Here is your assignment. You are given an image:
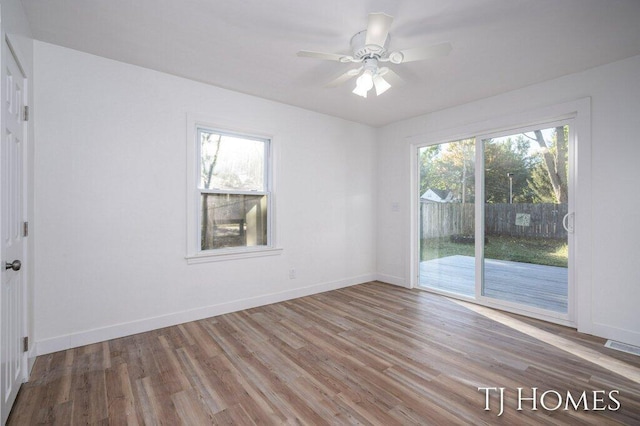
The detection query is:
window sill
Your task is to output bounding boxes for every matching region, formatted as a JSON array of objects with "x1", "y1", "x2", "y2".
[{"x1": 186, "y1": 247, "x2": 283, "y2": 264}]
